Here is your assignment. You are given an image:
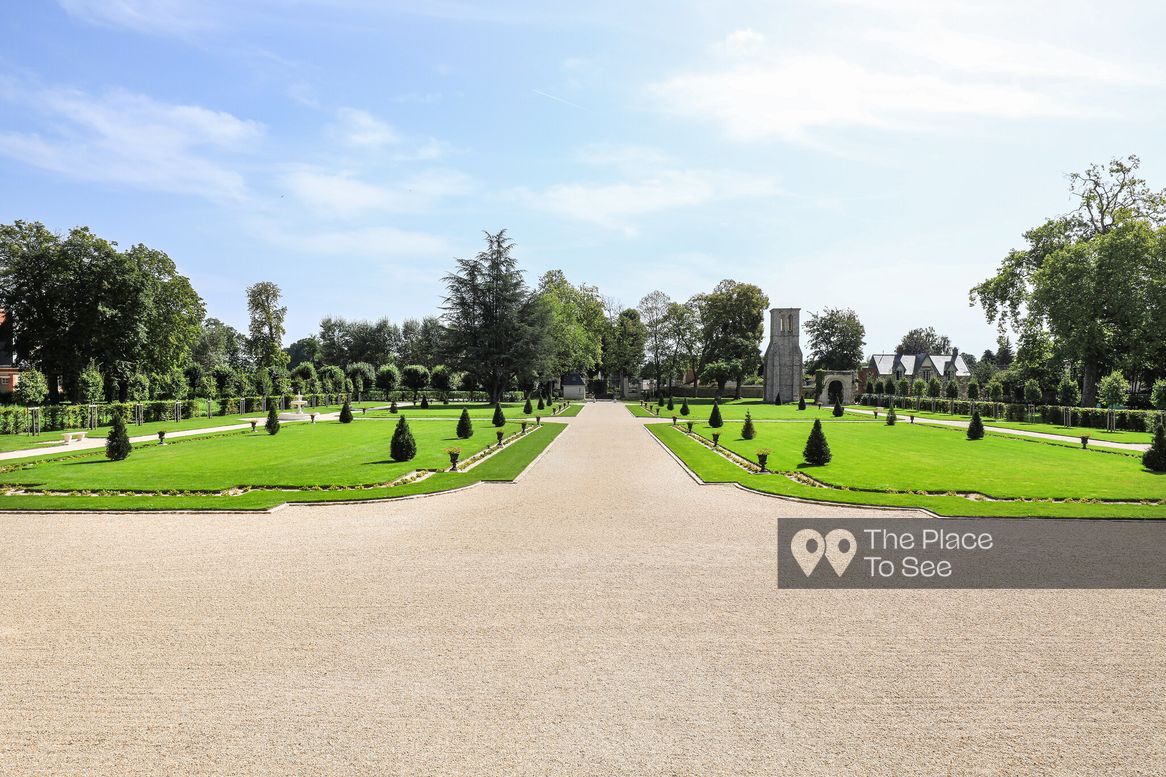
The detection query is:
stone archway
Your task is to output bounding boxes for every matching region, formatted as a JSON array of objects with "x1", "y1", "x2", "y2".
[{"x1": 816, "y1": 371, "x2": 857, "y2": 406}]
